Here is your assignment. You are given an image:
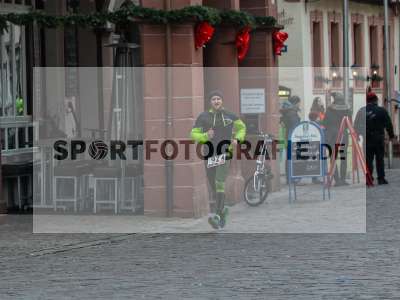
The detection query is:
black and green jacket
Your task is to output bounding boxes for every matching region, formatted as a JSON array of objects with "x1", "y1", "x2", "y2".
[{"x1": 191, "y1": 108, "x2": 246, "y2": 156}]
